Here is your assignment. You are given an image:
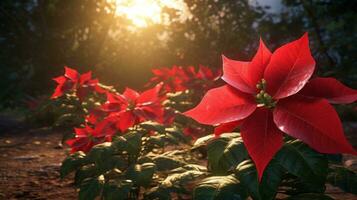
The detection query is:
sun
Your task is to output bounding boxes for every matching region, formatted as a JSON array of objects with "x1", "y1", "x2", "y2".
[{"x1": 112, "y1": 0, "x2": 190, "y2": 28}]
